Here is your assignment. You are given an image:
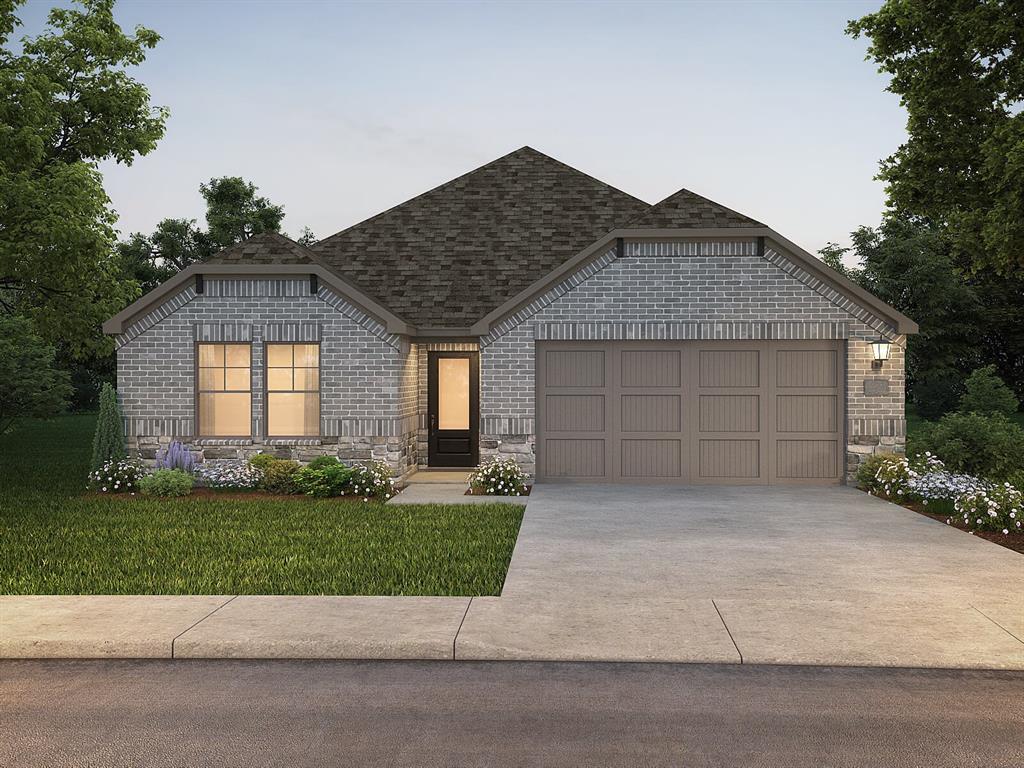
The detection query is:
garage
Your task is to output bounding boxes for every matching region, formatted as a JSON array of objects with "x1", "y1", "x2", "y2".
[{"x1": 536, "y1": 340, "x2": 845, "y2": 484}]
